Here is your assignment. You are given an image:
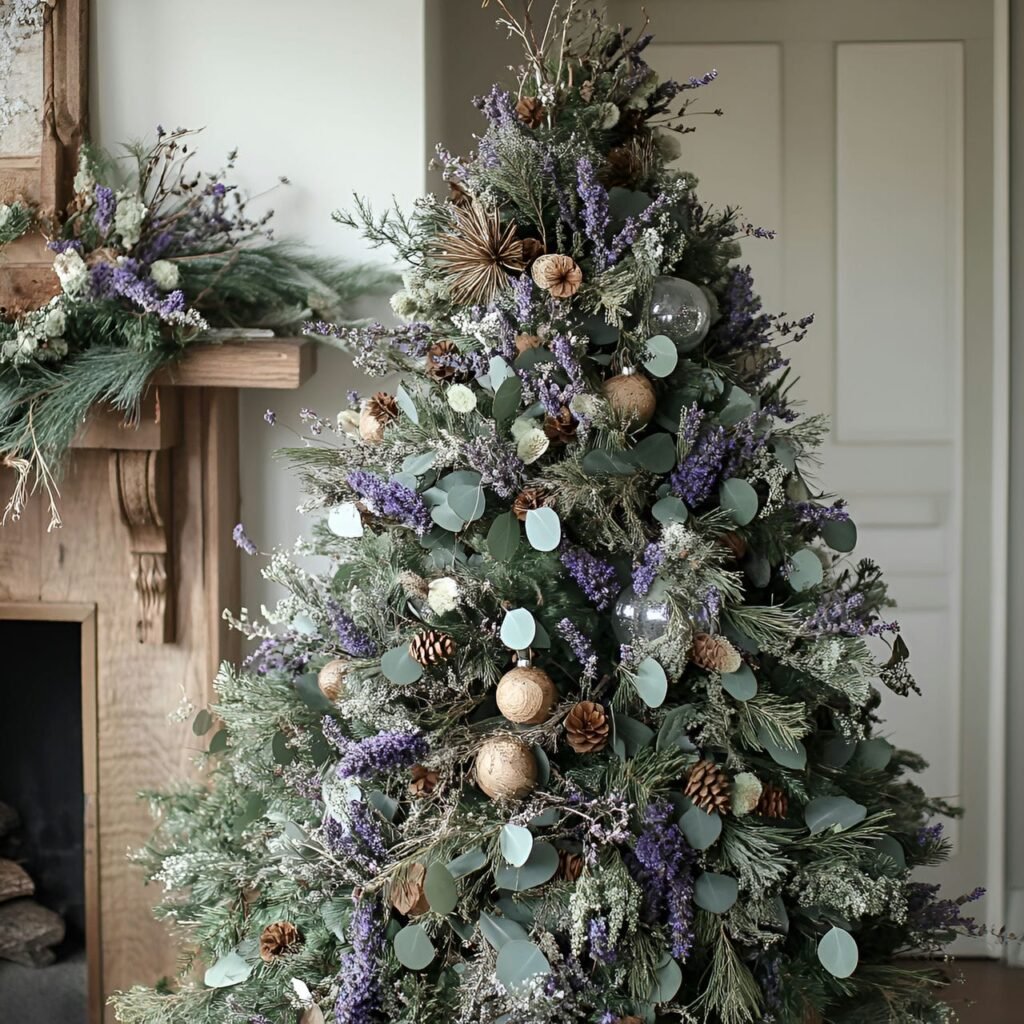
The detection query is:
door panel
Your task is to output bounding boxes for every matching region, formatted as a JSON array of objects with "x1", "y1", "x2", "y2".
[{"x1": 615, "y1": 0, "x2": 1004, "y2": 946}]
